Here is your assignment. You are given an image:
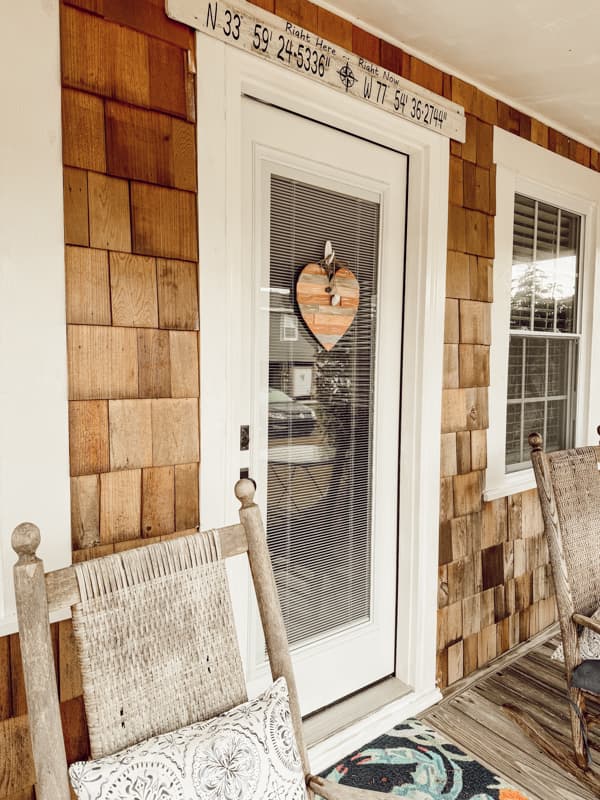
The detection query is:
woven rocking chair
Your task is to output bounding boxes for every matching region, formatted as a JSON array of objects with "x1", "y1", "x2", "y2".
[
  {"x1": 503, "y1": 432, "x2": 600, "y2": 790},
  {"x1": 12, "y1": 479, "x2": 388, "y2": 799}
]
